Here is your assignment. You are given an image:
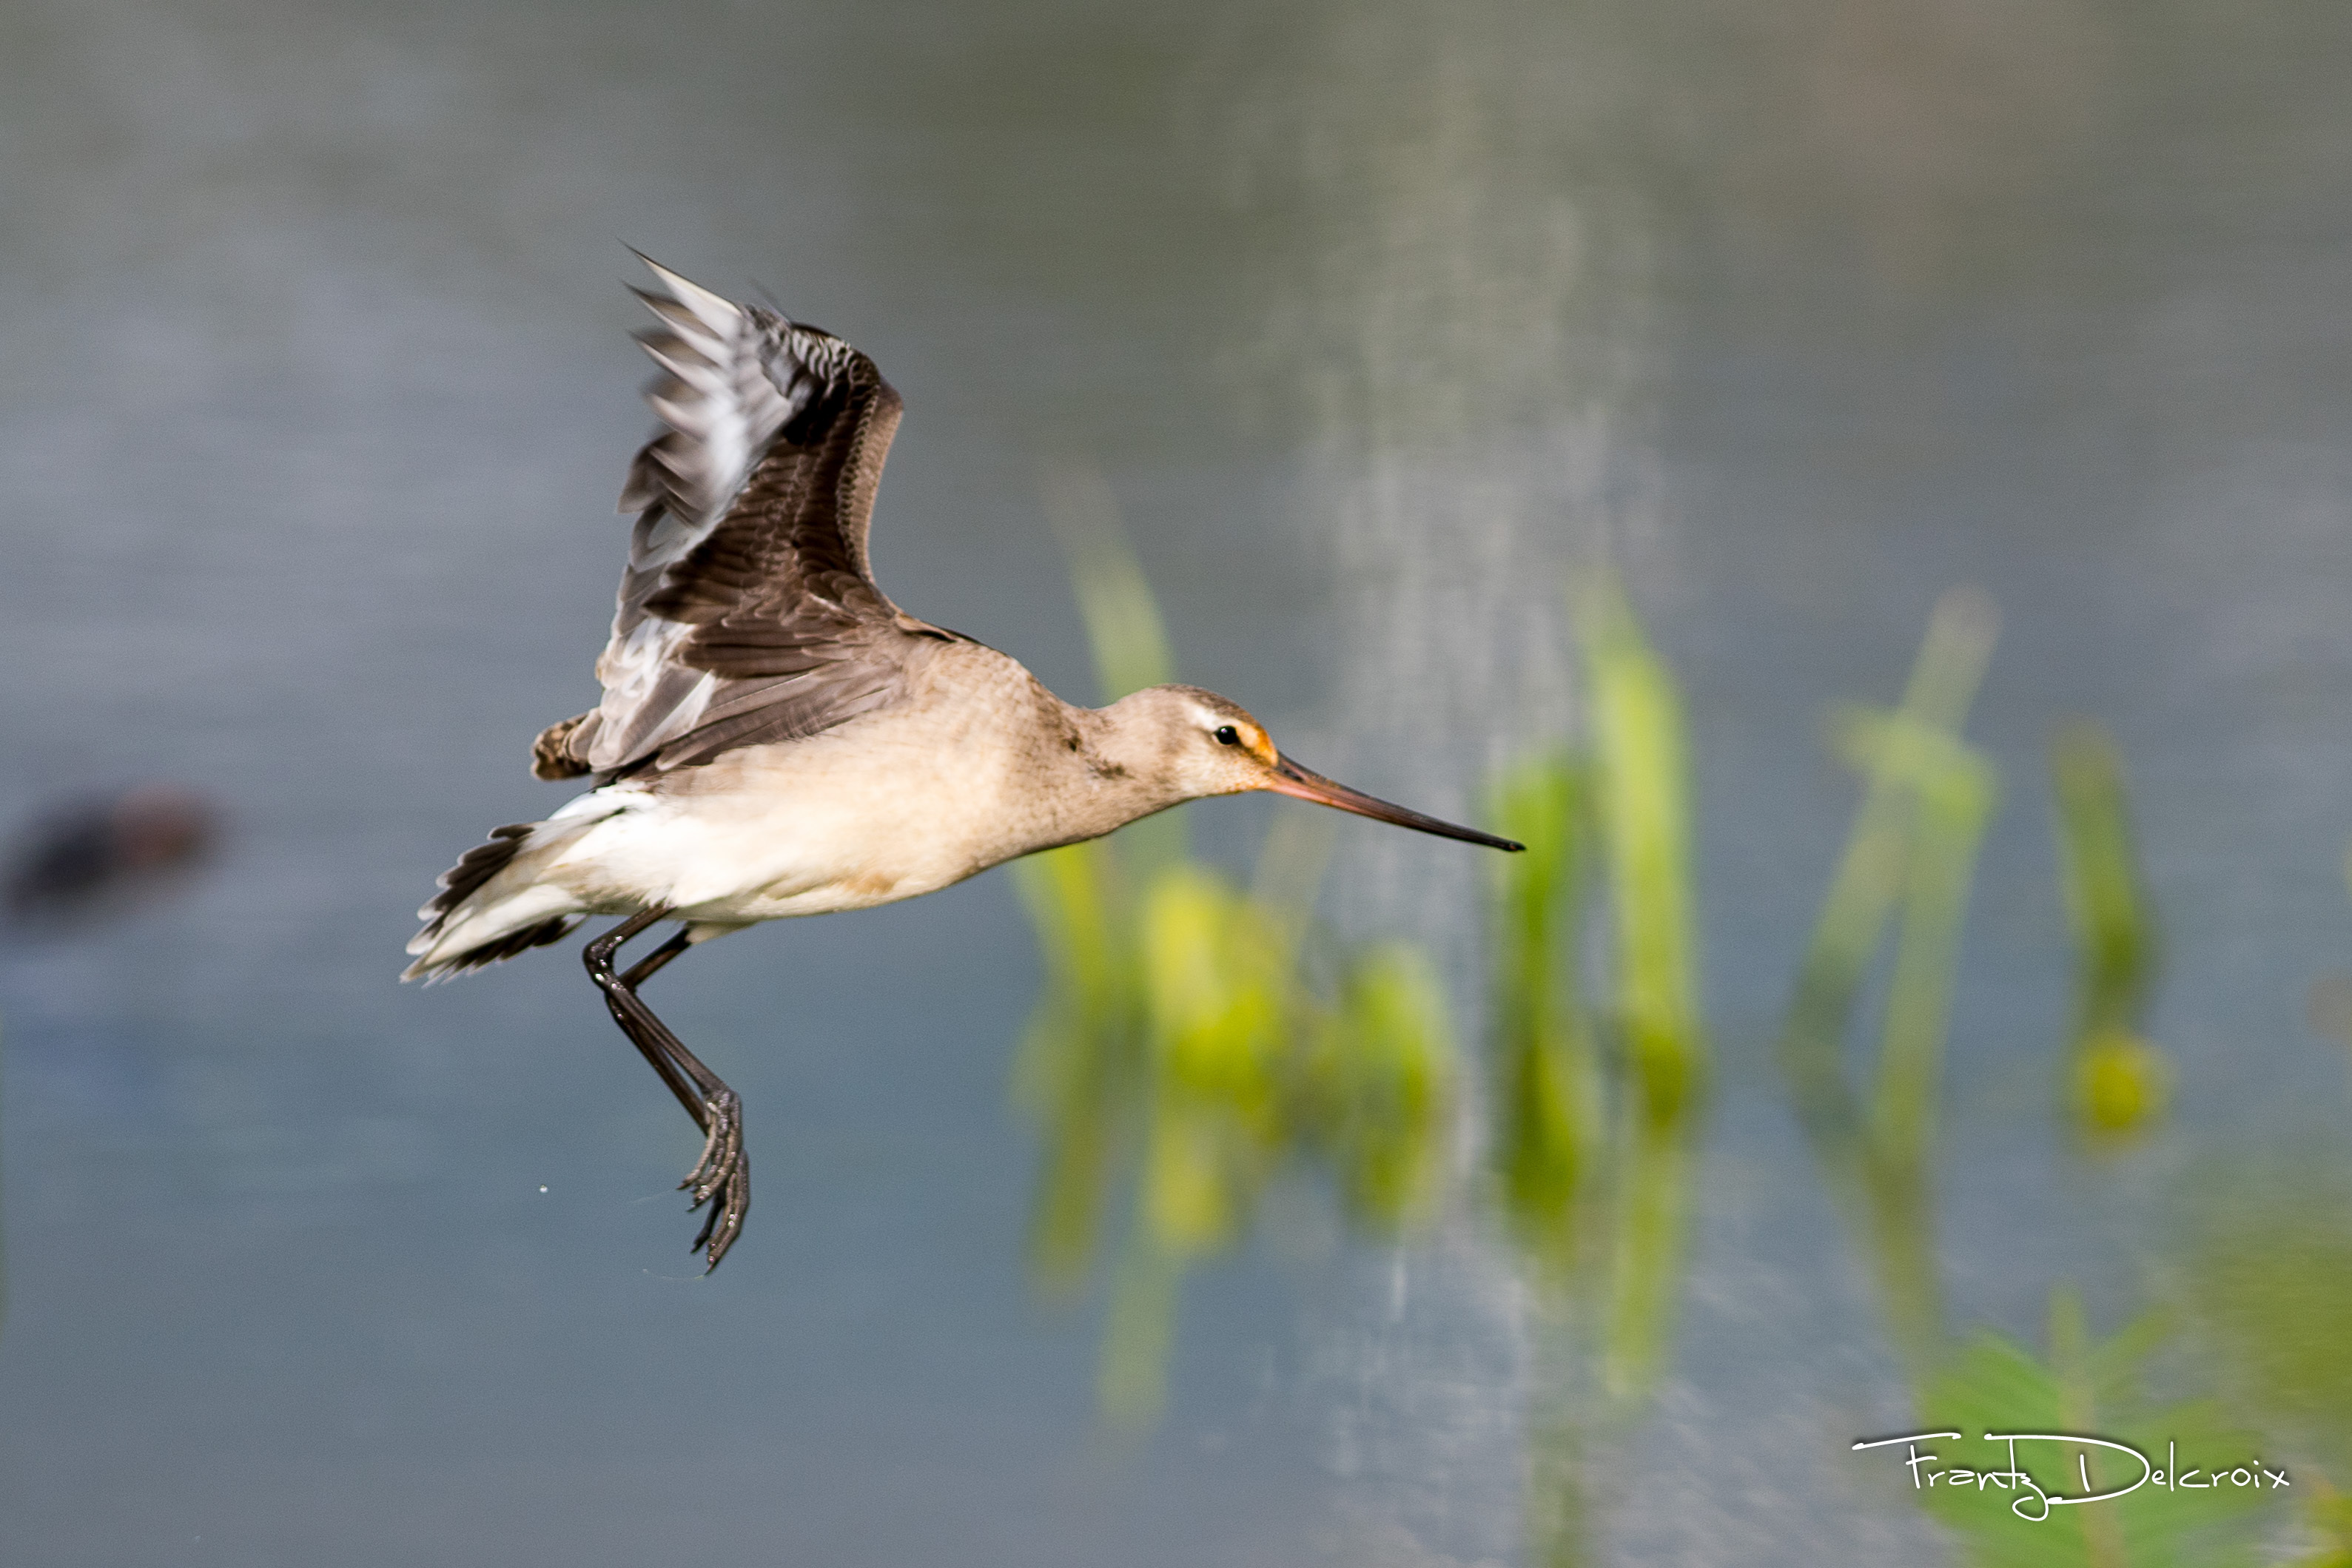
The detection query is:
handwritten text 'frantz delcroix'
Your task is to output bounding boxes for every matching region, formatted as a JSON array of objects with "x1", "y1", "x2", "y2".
[{"x1": 1853, "y1": 1432, "x2": 2288, "y2": 1522}]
